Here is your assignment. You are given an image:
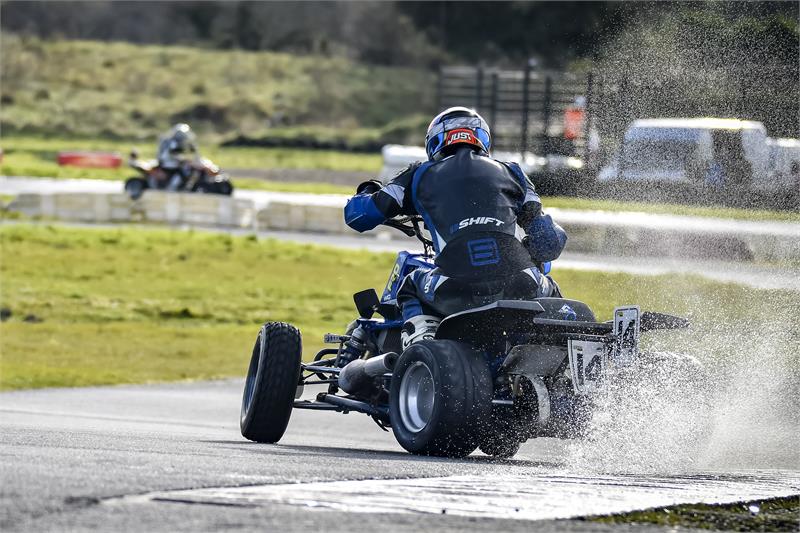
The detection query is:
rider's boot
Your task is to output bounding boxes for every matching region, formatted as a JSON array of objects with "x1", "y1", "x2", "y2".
[{"x1": 401, "y1": 315, "x2": 441, "y2": 351}]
